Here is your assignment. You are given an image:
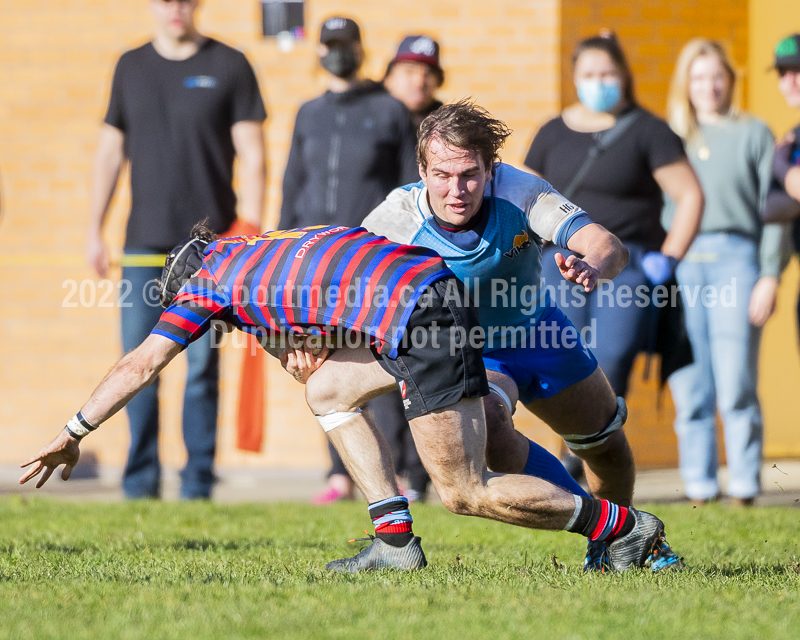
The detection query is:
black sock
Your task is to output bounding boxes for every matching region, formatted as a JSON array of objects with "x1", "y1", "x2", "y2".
[
  {"x1": 368, "y1": 496, "x2": 414, "y2": 547},
  {"x1": 566, "y1": 497, "x2": 635, "y2": 543}
]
